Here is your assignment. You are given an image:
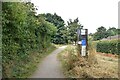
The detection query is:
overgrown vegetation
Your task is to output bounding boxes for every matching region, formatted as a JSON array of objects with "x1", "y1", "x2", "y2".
[
  {"x1": 58, "y1": 44, "x2": 97, "y2": 78},
  {"x1": 2, "y1": 2, "x2": 57, "y2": 78},
  {"x1": 58, "y1": 43, "x2": 118, "y2": 78},
  {"x1": 42, "y1": 13, "x2": 66, "y2": 44},
  {"x1": 96, "y1": 40, "x2": 120, "y2": 54}
]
